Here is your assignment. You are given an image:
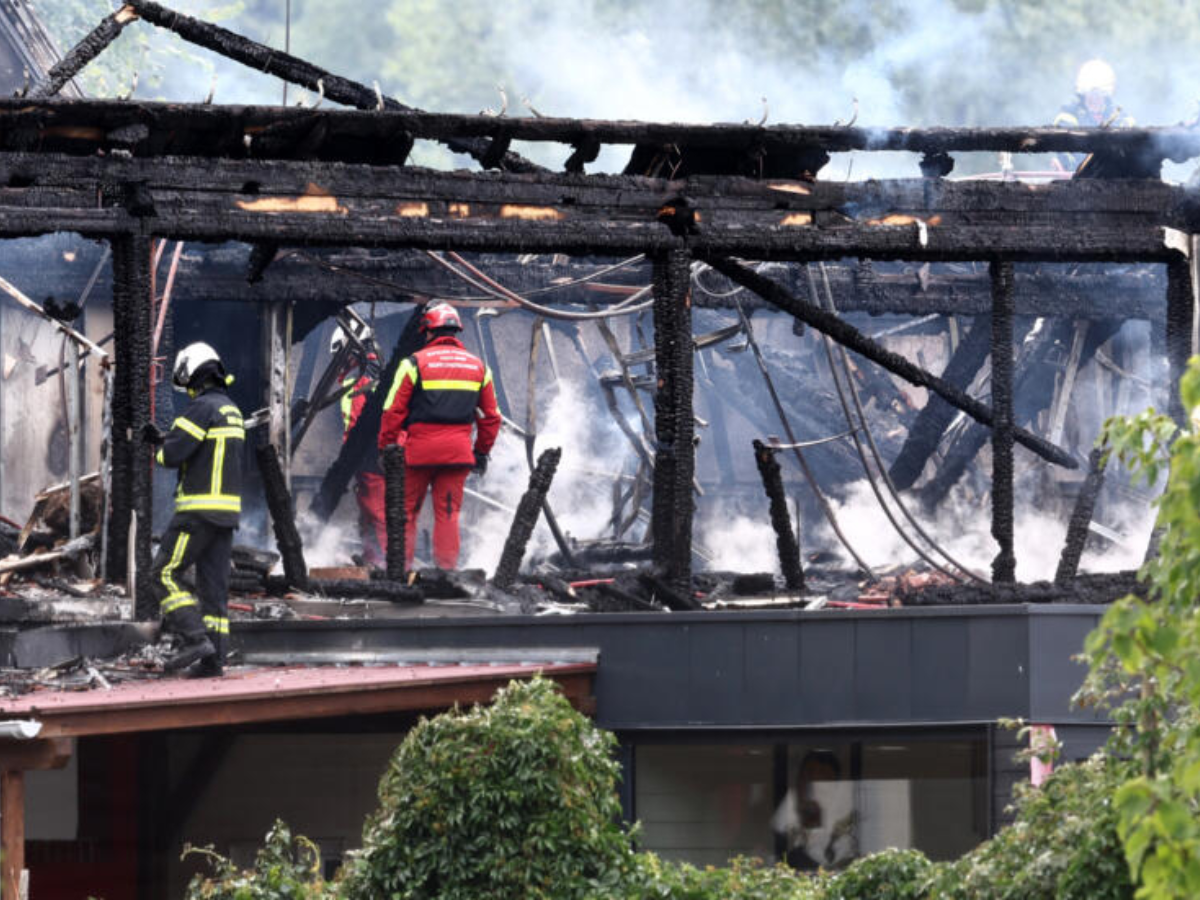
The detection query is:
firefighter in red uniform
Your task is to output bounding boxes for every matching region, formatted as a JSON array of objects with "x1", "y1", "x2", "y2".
[
  {"x1": 332, "y1": 321, "x2": 385, "y2": 566},
  {"x1": 378, "y1": 302, "x2": 501, "y2": 569}
]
